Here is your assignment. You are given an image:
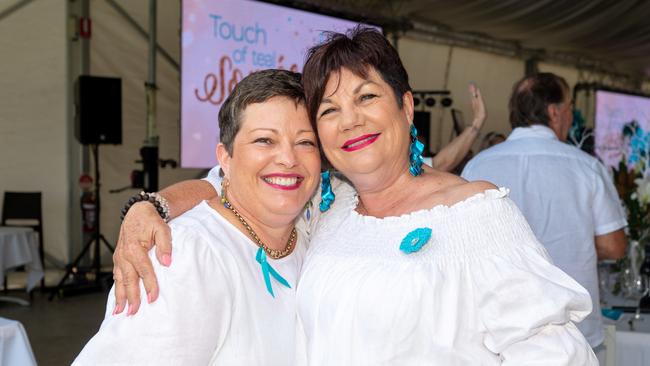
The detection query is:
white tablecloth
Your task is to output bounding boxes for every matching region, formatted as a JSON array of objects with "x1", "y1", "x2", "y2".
[
  {"x1": 604, "y1": 313, "x2": 650, "y2": 366},
  {"x1": 617, "y1": 330, "x2": 650, "y2": 366},
  {"x1": 0, "y1": 317, "x2": 37, "y2": 366},
  {"x1": 0, "y1": 226, "x2": 43, "y2": 292}
]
